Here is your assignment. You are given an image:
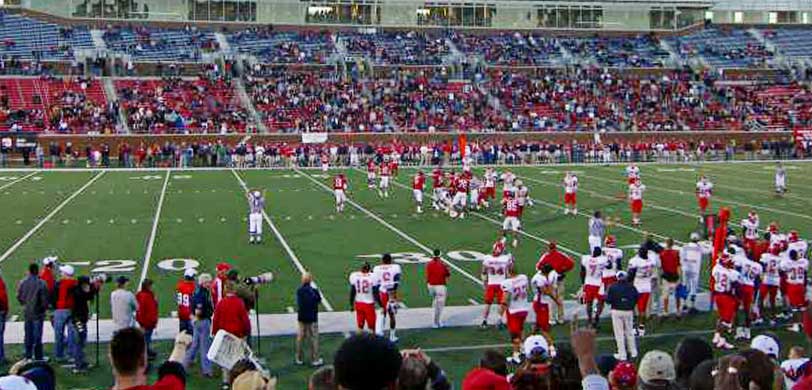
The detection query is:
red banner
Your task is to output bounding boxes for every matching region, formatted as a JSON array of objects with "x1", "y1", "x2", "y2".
[{"x1": 459, "y1": 134, "x2": 467, "y2": 159}]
